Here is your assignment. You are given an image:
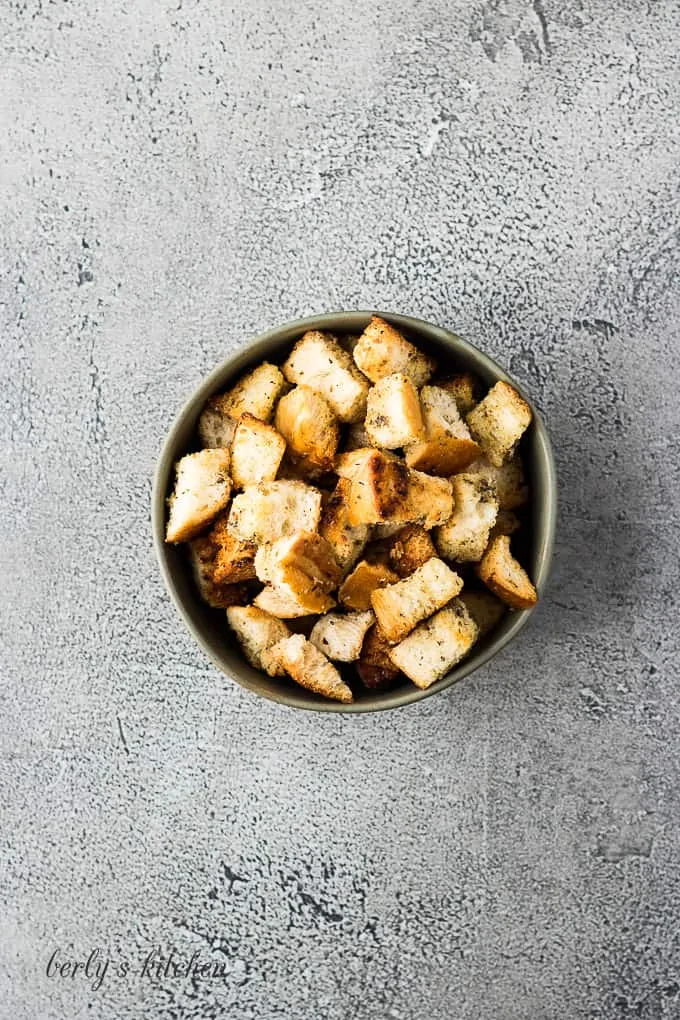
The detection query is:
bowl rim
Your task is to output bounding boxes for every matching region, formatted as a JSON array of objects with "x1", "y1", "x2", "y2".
[{"x1": 152, "y1": 310, "x2": 558, "y2": 714}]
